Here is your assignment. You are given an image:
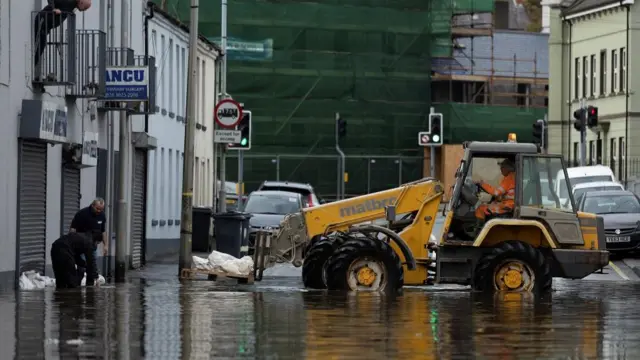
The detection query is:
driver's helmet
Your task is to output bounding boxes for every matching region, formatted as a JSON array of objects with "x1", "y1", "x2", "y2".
[{"x1": 498, "y1": 158, "x2": 515, "y2": 172}]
